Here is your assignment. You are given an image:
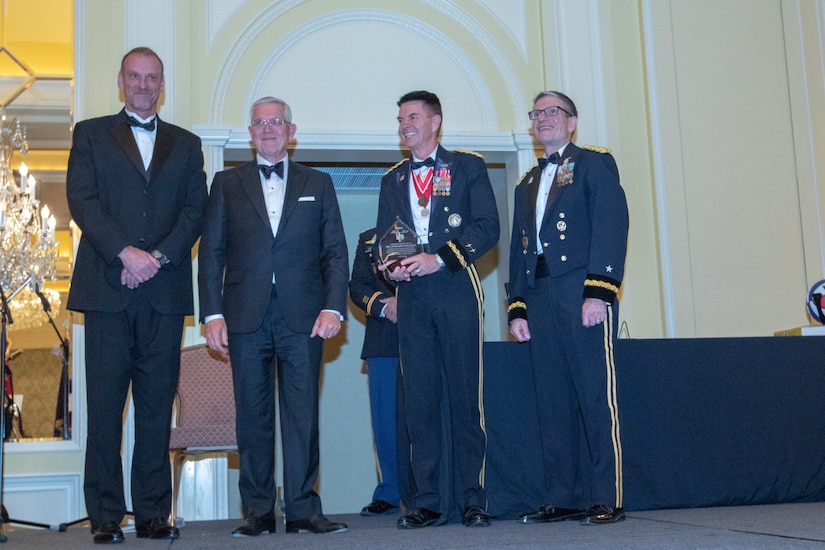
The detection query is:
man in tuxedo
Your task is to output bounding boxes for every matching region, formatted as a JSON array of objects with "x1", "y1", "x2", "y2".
[
  {"x1": 198, "y1": 96, "x2": 349, "y2": 537},
  {"x1": 376, "y1": 91, "x2": 499, "y2": 528},
  {"x1": 349, "y1": 227, "x2": 401, "y2": 517},
  {"x1": 66, "y1": 46, "x2": 208, "y2": 544},
  {"x1": 508, "y1": 91, "x2": 629, "y2": 525}
]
